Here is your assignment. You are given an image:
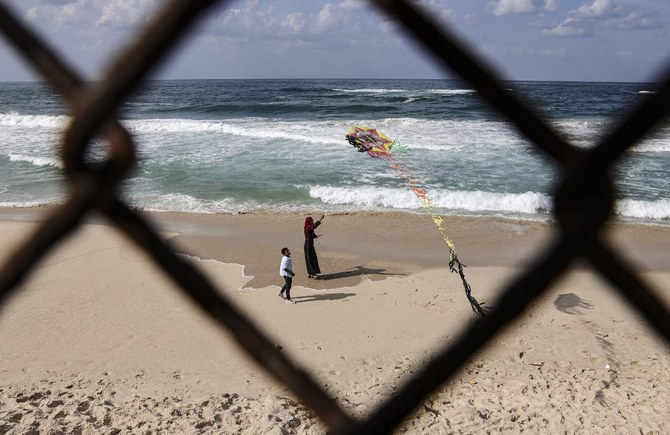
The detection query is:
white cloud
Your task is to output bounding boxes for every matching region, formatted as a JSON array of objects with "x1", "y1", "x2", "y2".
[
  {"x1": 205, "y1": 0, "x2": 361, "y2": 39},
  {"x1": 279, "y1": 12, "x2": 306, "y2": 33},
  {"x1": 96, "y1": 0, "x2": 158, "y2": 29},
  {"x1": 544, "y1": 0, "x2": 559, "y2": 12},
  {"x1": 570, "y1": 0, "x2": 624, "y2": 19},
  {"x1": 463, "y1": 13, "x2": 479, "y2": 25},
  {"x1": 489, "y1": 0, "x2": 537, "y2": 16},
  {"x1": 417, "y1": 0, "x2": 454, "y2": 21},
  {"x1": 312, "y1": 4, "x2": 340, "y2": 33},
  {"x1": 606, "y1": 11, "x2": 662, "y2": 30},
  {"x1": 541, "y1": 47, "x2": 568, "y2": 56},
  {"x1": 53, "y1": 0, "x2": 87, "y2": 26},
  {"x1": 2, "y1": 0, "x2": 668, "y2": 82},
  {"x1": 545, "y1": 0, "x2": 661, "y2": 37},
  {"x1": 482, "y1": 43, "x2": 567, "y2": 58},
  {"x1": 543, "y1": 17, "x2": 591, "y2": 37},
  {"x1": 488, "y1": 0, "x2": 557, "y2": 16},
  {"x1": 338, "y1": 0, "x2": 366, "y2": 11},
  {"x1": 24, "y1": 7, "x2": 39, "y2": 21},
  {"x1": 19, "y1": 0, "x2": 158, "y2": 30}
]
